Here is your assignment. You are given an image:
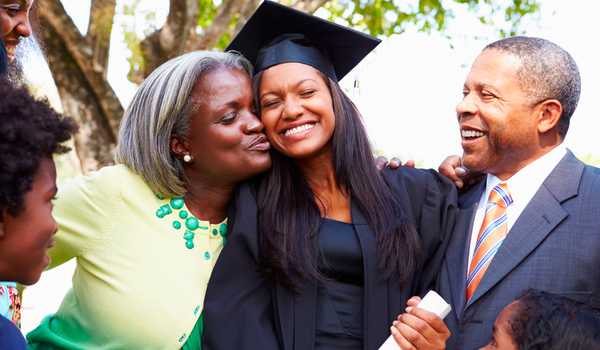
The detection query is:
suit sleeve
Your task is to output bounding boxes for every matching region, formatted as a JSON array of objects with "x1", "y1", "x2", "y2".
[
  {"x1": 384, "y1": 167, "x2": 458, "y2": 295},
  {"x1": 202, "y1": 184, "x2": 280, "y2": 350}
]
